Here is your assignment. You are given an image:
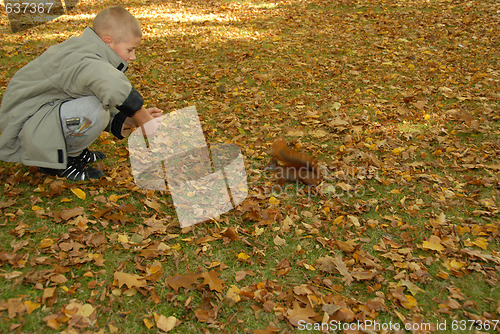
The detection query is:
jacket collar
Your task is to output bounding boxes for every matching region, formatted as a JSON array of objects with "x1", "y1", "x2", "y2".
[{"x1": 80, "y1": 27, "x2": 129, "y2": 72}]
